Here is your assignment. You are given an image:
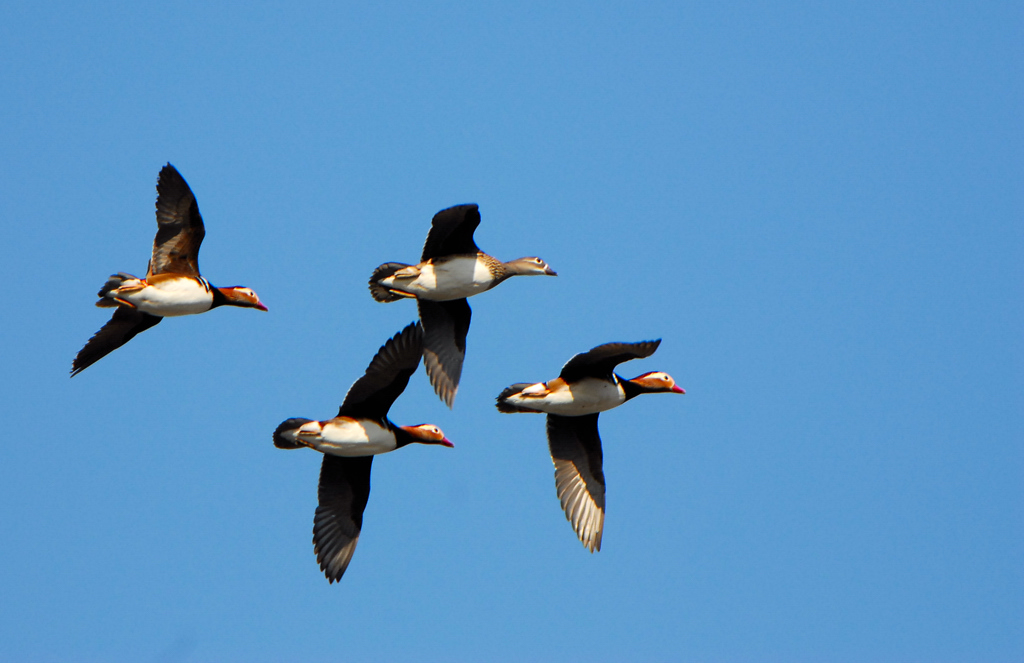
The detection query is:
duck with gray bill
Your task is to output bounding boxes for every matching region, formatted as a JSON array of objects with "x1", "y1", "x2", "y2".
[{"x1": 368, "y1": 203, "x2": 556, "y2": 407}]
